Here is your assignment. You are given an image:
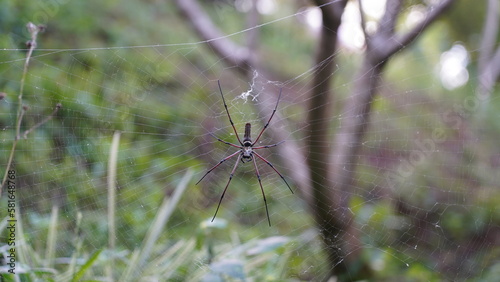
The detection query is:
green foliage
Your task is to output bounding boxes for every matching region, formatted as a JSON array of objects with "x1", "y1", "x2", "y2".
[{"x1": 0, "y1": 1, "x2": 499, "y2": 281}]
